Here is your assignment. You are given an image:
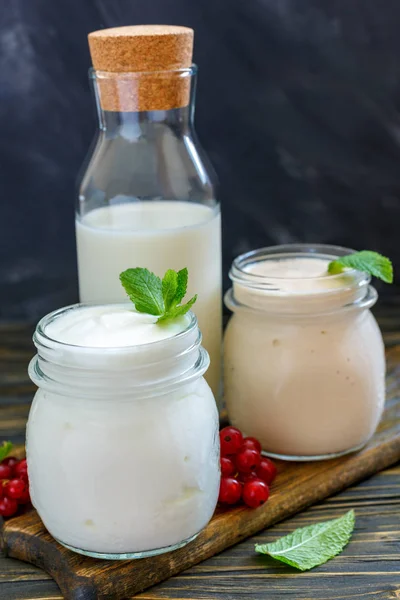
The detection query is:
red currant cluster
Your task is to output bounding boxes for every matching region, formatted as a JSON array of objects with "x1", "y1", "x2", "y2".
[
  {"x1": 0, "y1": 457, "x2": 30, "y2": 517},
  {"x1": 218, "y1": 426, "x2": 277, "y2": 509}
]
